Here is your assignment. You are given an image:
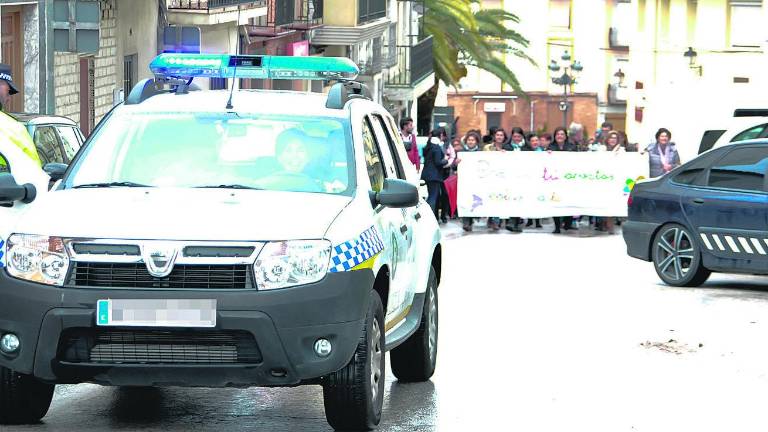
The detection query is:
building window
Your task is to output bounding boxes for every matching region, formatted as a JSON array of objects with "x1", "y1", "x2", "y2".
[
  {"x1": 123, "y1": 54, "x2": 138, "y2": 97},
  {"x1": 549, "y1": 0, "x2": 571, "y2": 30},
  {"x1": 210, "y1": 78, "x2": 228, "y2": 90},
  {"x1": 730, "y1": 1, "x2": 763, "y2": 47},
  {"x1": 687, "y1": 0, "x2": 697, "y2": 46},
  {"x1": 638, "y1": 0, "x2": 646, "y2": 32}
]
